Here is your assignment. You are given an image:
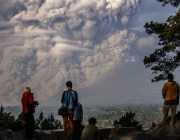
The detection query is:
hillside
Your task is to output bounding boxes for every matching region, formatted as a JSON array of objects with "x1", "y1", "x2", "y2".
[
  {"x1": 108, "y1": 112, "x2": 180, "y2": 140},
  {"x1": 42, "y1": 62, "x2": 164, "y2": 106}
]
